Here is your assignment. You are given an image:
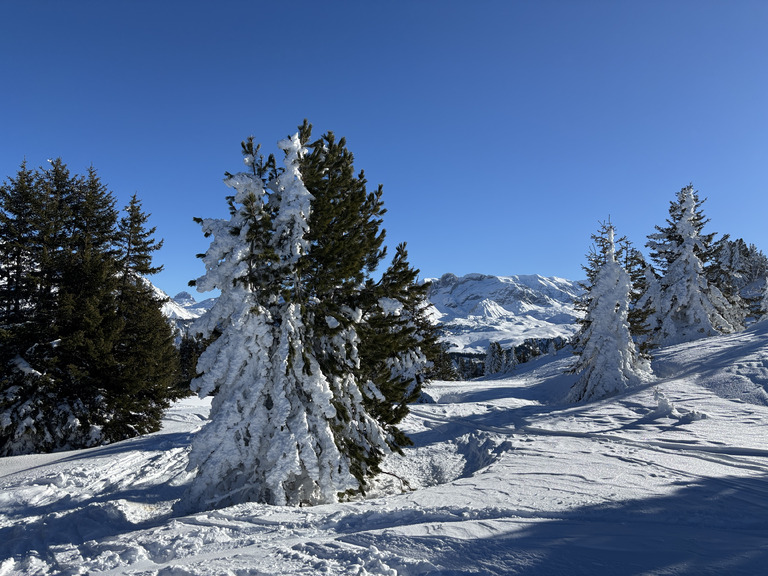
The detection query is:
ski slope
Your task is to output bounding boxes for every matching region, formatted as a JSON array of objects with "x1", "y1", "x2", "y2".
[{"x1": 2, "y1": 324, "x2": 768, "y2": 575}]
